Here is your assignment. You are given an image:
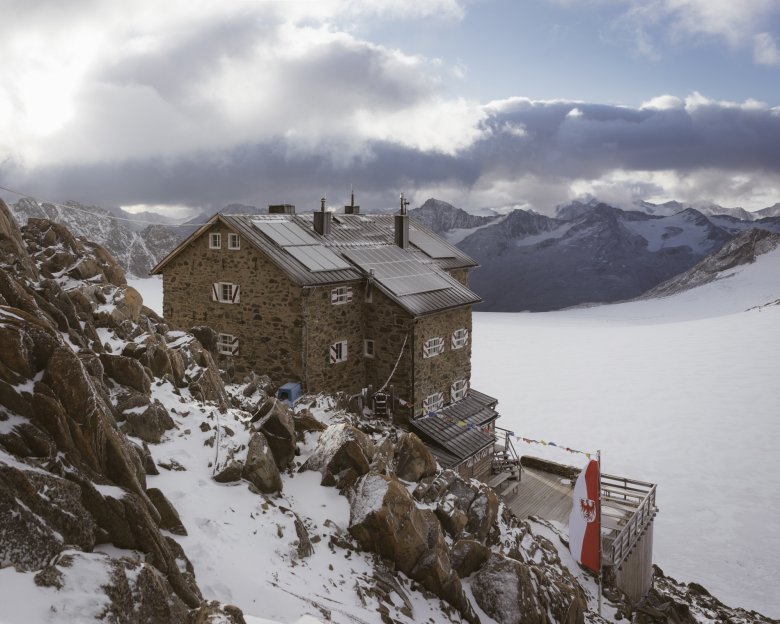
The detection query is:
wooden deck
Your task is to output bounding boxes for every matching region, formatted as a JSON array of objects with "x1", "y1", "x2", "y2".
[{"x1": 503, "y1": 466, "x2": 574, "y2": 524}]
